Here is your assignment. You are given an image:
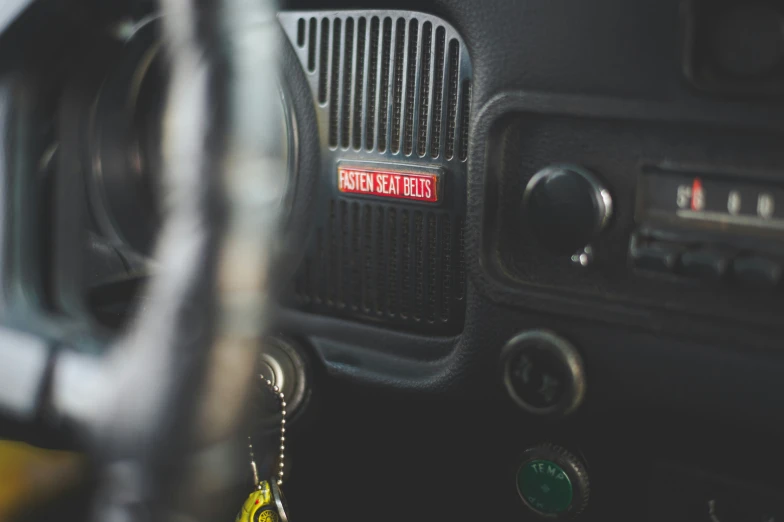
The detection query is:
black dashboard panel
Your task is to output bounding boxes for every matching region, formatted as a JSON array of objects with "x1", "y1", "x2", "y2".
[
  {"x1": 279, "y1": 0, "x2": 784, "y2": 395},
  {"x1": 3, "y1": 0, "x2": 784, "y2": 520},
  {"x1": 274, "y1": 1, "x2": 784, "y2": 519},
  {"x1": 473, "y1": 93, "x2": 784, "y2": 347}
]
